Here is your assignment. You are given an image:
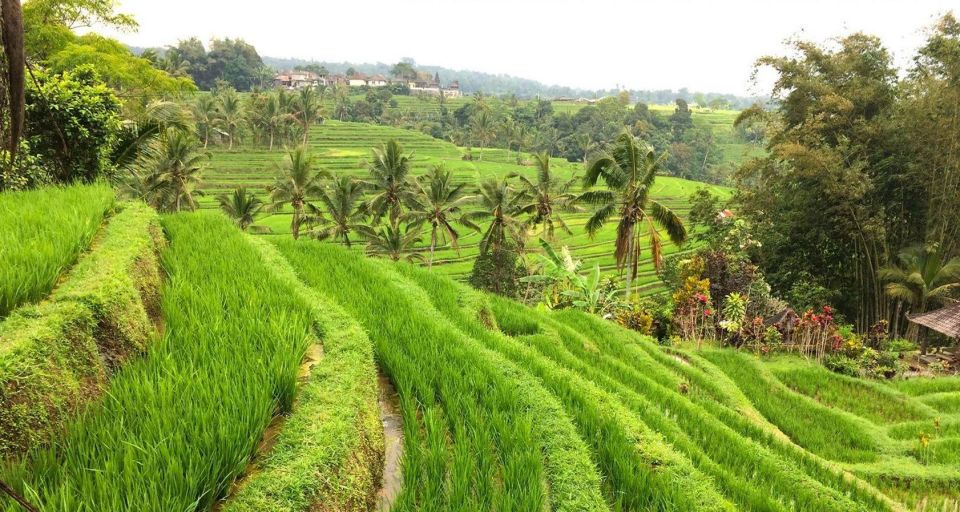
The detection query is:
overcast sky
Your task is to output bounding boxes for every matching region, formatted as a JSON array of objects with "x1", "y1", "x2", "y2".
[{"x1": 94, "y1": 0, "x2": 957, "y2": 96}]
